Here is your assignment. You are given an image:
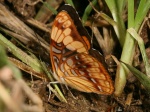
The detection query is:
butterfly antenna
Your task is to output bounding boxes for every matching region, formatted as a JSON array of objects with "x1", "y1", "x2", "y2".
[
  {"x1": 87, "y1": 0, "x2": 101, "y2": 49},
  {"x1": 88, "y1": 0, "x2": 100, "y2": 15}
]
